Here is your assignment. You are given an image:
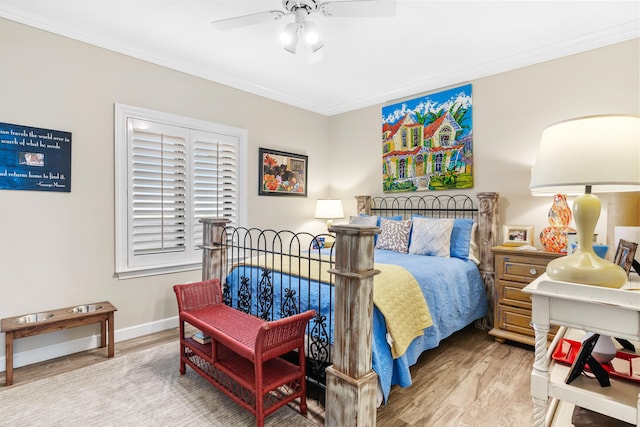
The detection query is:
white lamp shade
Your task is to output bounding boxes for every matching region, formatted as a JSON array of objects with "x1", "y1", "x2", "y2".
[
  {"x1": 529, "y1": 115, "x2": 640, "y2": 194},
  {"x1": 314, "y1": 199, "x2": 344, "y2": 219}
]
